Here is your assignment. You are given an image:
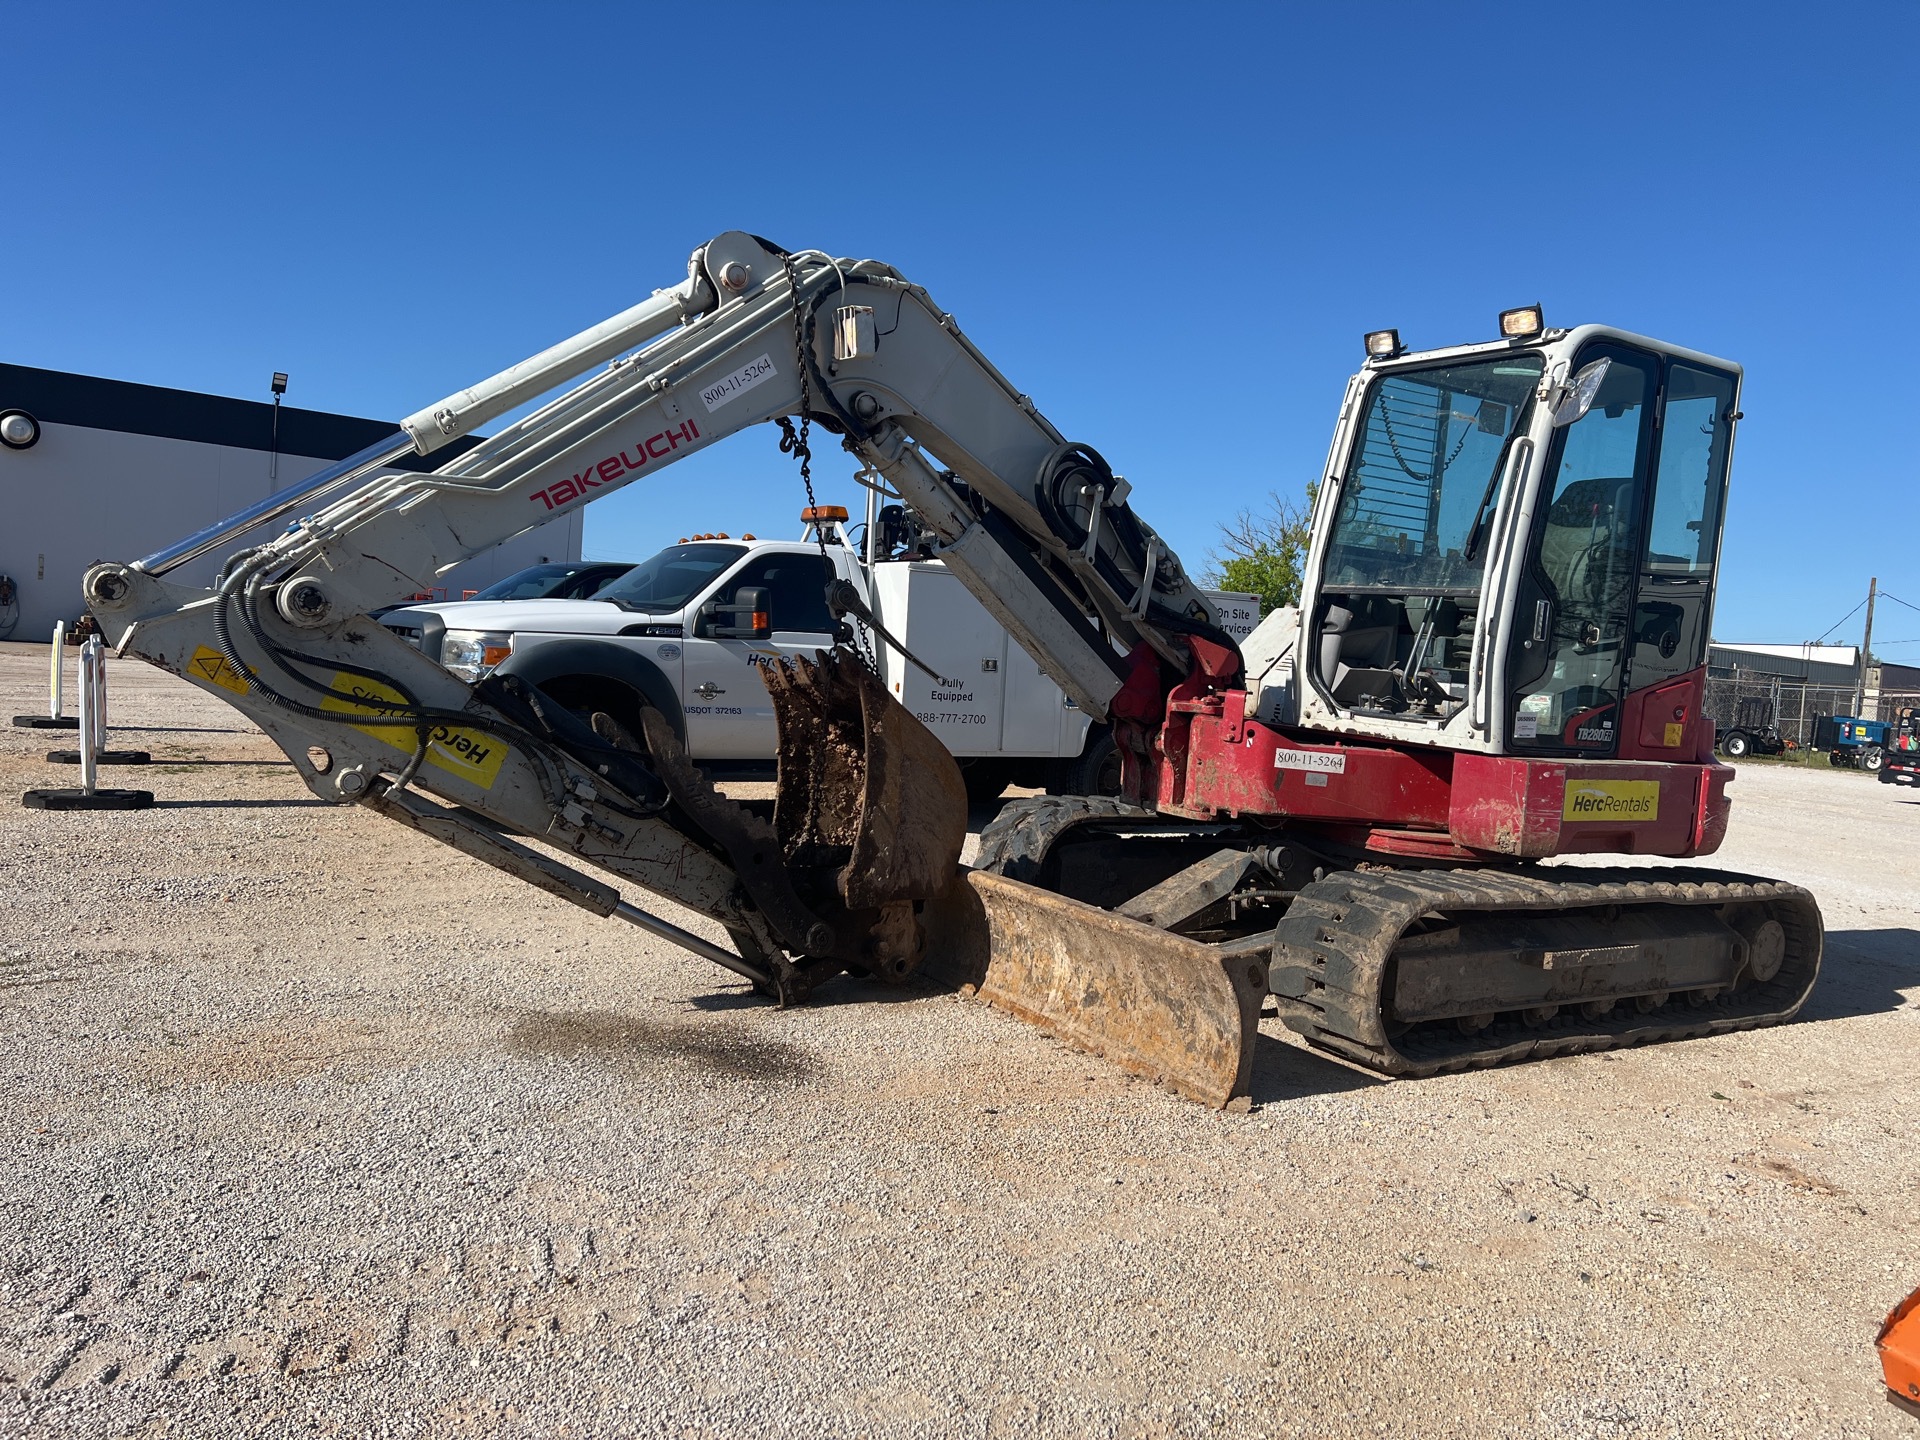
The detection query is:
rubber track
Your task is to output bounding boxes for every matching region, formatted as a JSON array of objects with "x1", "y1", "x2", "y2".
[
  {"x1": 972, "y1": 795, "x2": 1157, "y2": 884},
  {"x1": 978, "y1": 799, "x2": 1826, "y2": 1081},
  {"x1": 1269, "y1": 867, "x2": 1824, "y2": 1077}
]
